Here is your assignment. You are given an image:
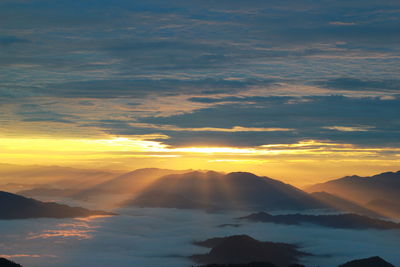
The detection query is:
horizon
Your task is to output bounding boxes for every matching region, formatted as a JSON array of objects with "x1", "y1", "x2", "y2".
[
  {"x1": 1, "y1": 137, "x2": 399, "y2": 186},
  {"x1": 0, "y1": 162, "x2": 399, "y2": 188}
]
